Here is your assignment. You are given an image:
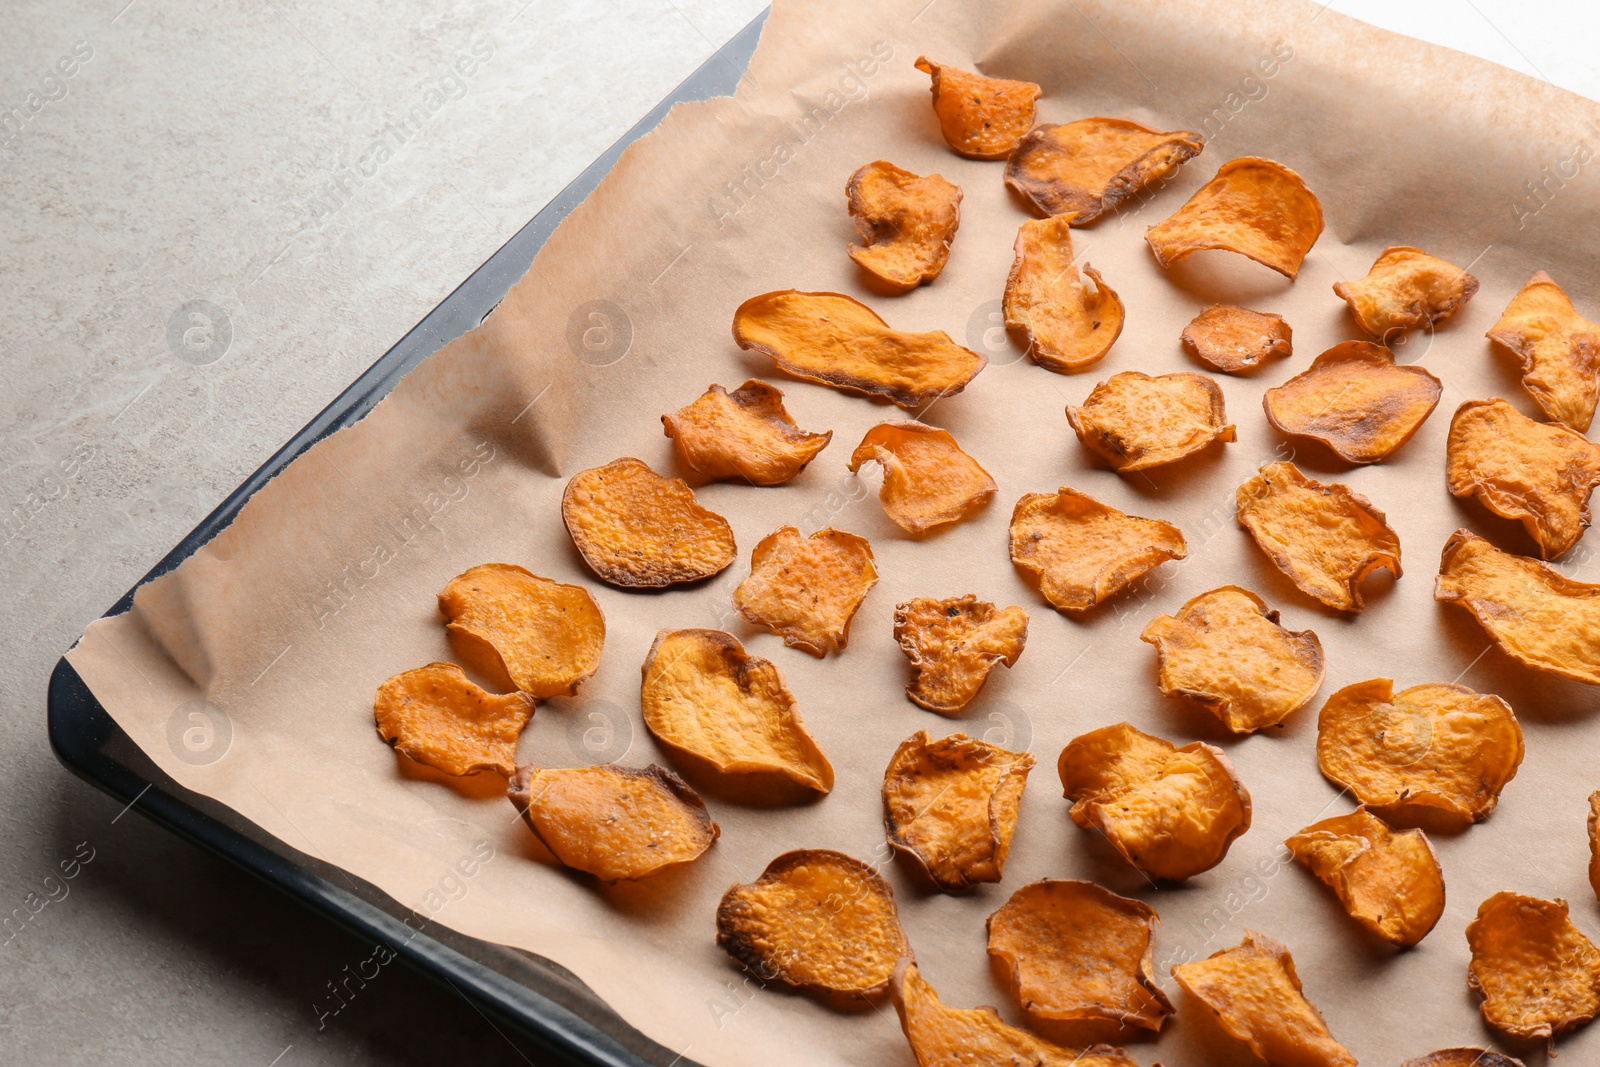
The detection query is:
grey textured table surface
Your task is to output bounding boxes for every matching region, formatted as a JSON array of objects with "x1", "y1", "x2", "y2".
[{"x1": 3, "y1": 2, "x2": 1594, "y2": 1064}]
